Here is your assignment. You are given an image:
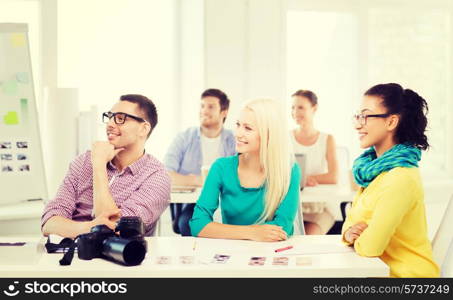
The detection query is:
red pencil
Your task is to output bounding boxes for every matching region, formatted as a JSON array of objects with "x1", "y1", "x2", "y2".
[{"x1": 274, "y1": 245, "x2": 293, "y2": 253}]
